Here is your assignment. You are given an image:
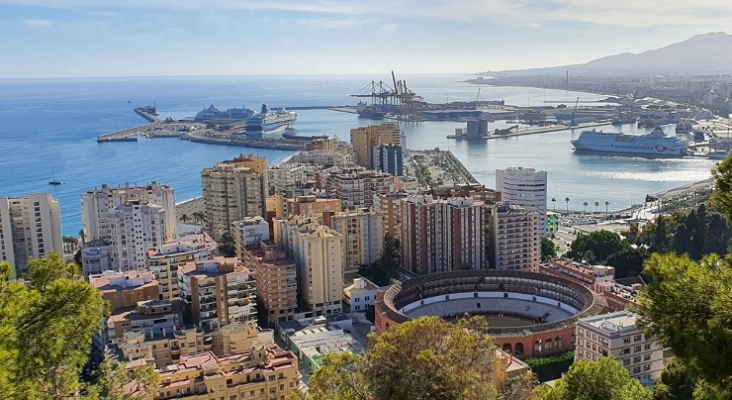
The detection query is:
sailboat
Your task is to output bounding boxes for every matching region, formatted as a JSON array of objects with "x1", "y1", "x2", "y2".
[{"x1": 48, "y1": 168, "x2": 63, "y2": 185}]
